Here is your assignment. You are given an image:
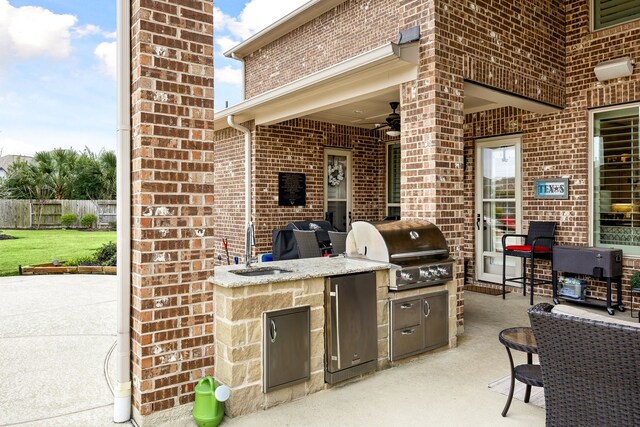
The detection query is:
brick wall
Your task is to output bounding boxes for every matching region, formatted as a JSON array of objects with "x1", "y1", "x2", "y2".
[
  {"x1": 130, "y1": 0, "x2": 214, "y2": 421},
  {"x1": 461, "y1": 1, "x2": 640, "y2": 305},
  {"x1": 242, "y1": 0, "x2": 400, "y2": 98},
  {"x1": 213, "y1": 119, "x2": 387, "y2": 263},
  {"x1": 242, "y1": 0, "x2": 565, "y2": 107}
]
